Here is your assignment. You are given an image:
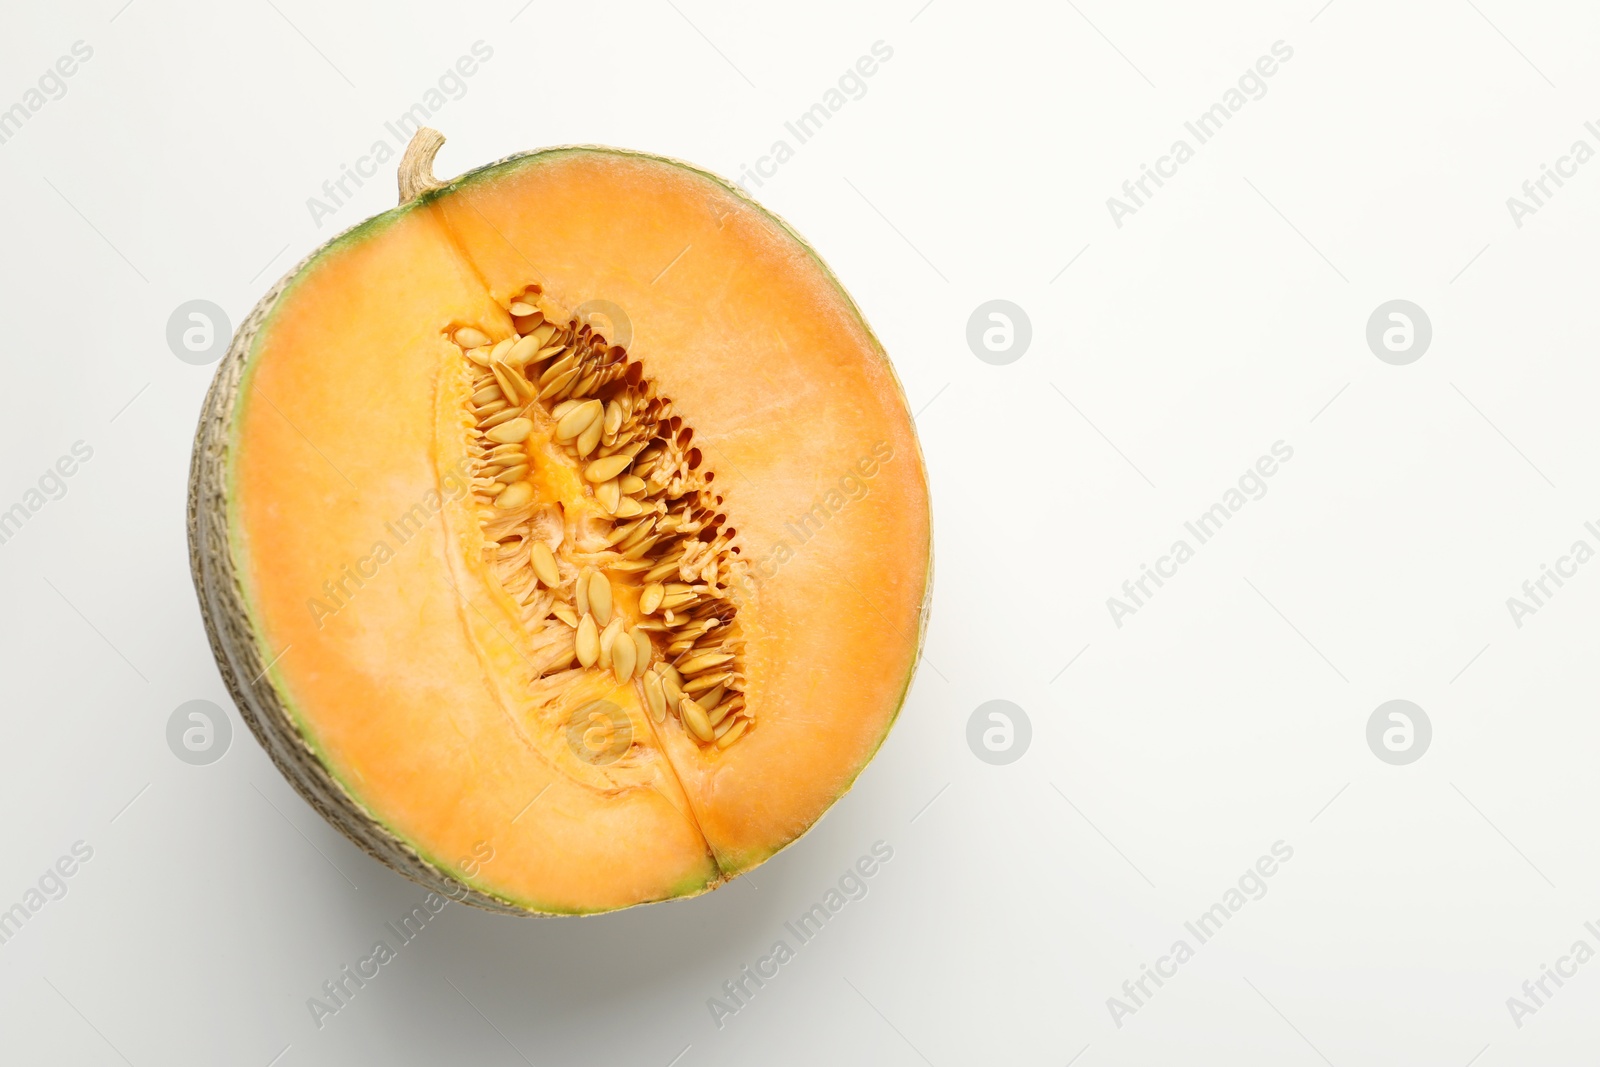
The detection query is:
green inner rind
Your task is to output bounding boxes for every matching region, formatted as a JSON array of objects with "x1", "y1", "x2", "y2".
[{"x1": 222, "y1": 145, "x2": 931, "y2": 912}]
